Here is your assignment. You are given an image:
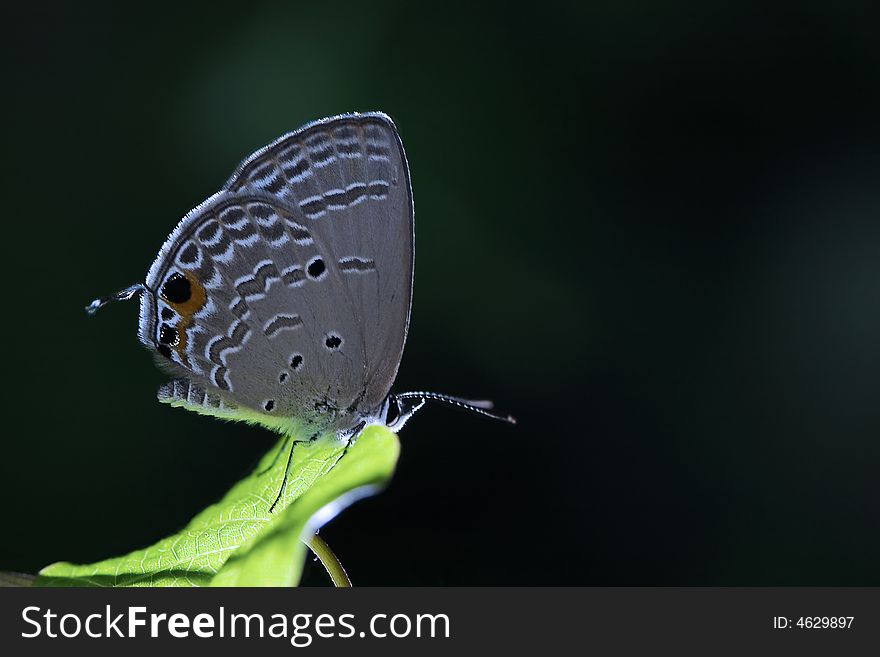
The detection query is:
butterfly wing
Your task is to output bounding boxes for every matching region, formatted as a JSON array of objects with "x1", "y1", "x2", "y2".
[
  {"x1": 224, "y1": 112, "x2": 414, "y2": 412},
  {"x1": 138, "y1": 112, "x2": 413, "y2": 432}
]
